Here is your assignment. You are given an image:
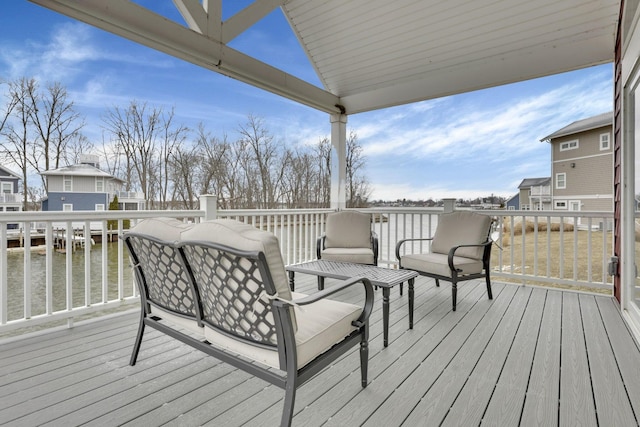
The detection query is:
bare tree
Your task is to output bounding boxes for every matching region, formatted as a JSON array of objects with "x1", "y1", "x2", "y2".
[
  {"x1": 27, "y1": 81, "x2": 85, "y2": 176},
  {"x1": 238, "y1": 115, "x2": 287, "y2": 209},
  {"x1": 102, "y1": 101, "x2": 160, "y2": 204},
  {"x1": 1, "y1": 78, "x2": 35, "y2": 208},
  {"x1": 156, "y1": 108, "x2": 189, "y2": 208},
  {"x1": 345, "y1": 130, "x2": 371, "y2": 208},
  {"x1": 313, "y1": 137, "x2": 331, "y2": 206}
]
